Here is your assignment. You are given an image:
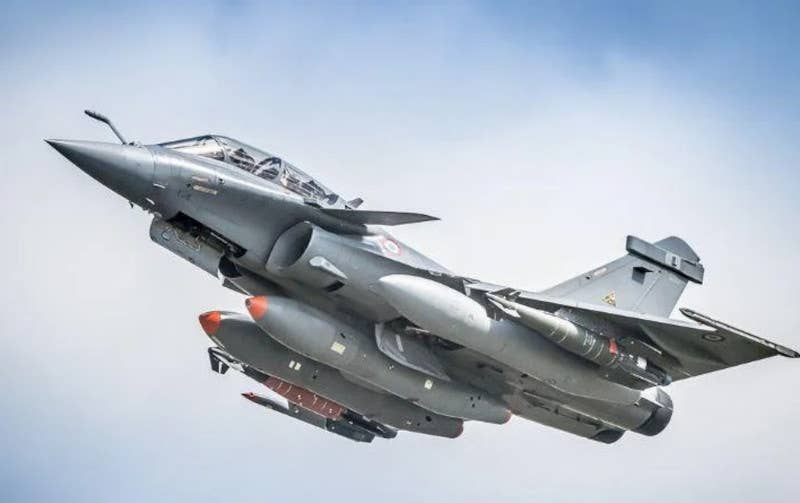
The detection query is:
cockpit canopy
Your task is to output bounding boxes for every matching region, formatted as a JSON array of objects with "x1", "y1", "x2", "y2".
[{"x1": 159, "y1": 135, "x2": 343, "y2": 207}]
